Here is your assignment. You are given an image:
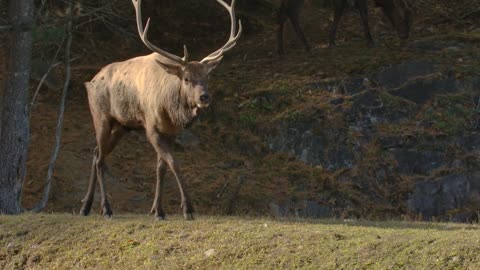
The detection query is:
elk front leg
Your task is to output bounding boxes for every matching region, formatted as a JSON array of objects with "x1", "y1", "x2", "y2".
[
  {"x1": 329, "y1": 0, "x2": 347, "y2": 47},
  {"x1": 146, "y1": 126, "x2": 194, "y2": 220},
  {"x1": 357, "y1": 0, "x2": 375, "y2": 47},
  {"x1": 150, "y1": 158, "x2": 167, "y2": 220}
]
